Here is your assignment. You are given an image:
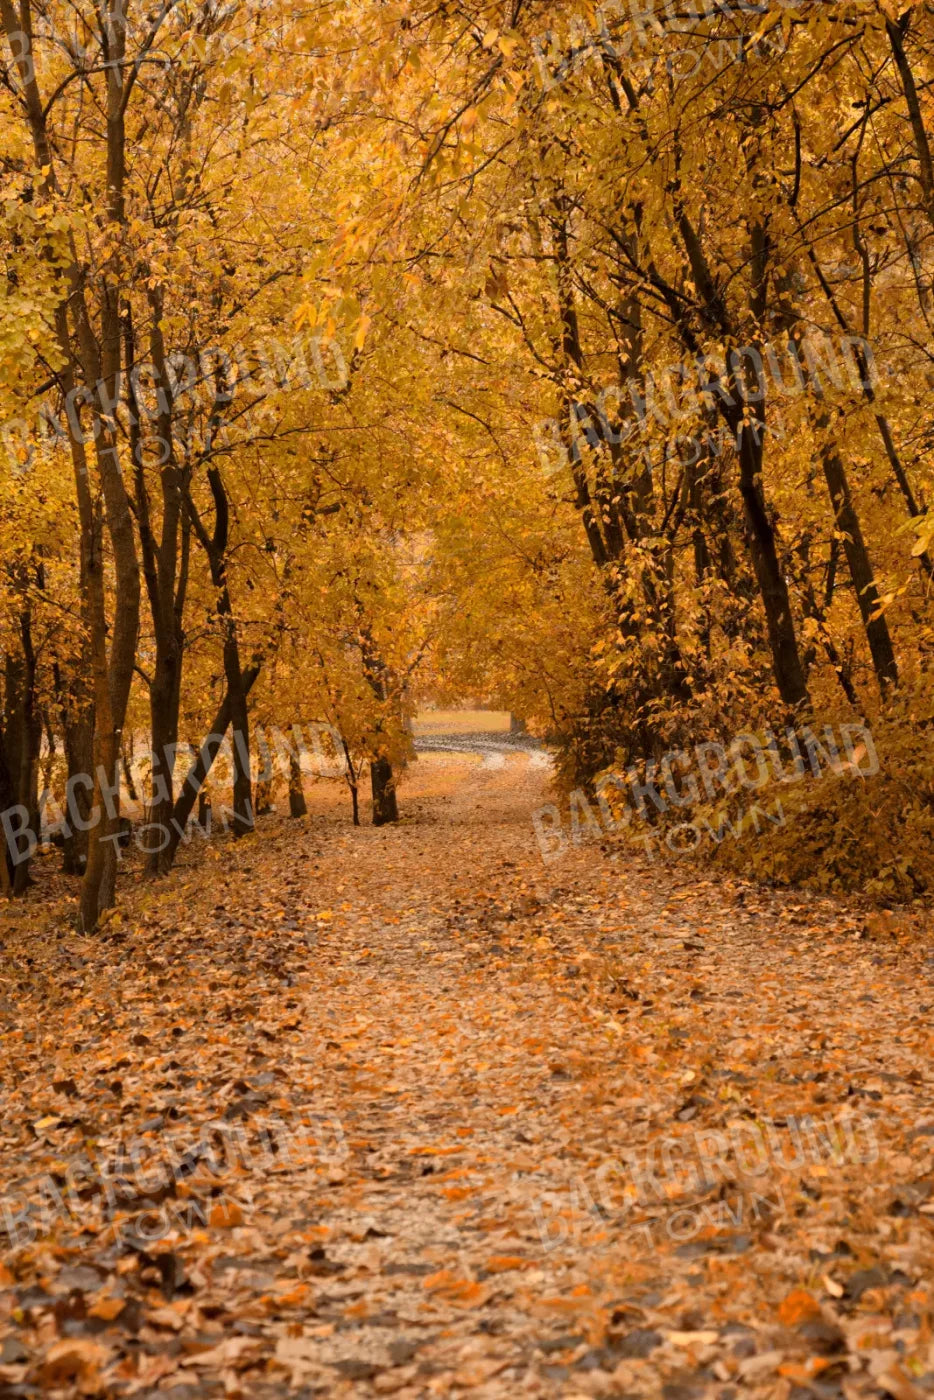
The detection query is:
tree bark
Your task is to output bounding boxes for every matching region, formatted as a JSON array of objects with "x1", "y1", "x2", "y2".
[
  {"x1": 288, "y1": 756, "x2": 307, "y2": 818},
  {"x1": 163, "y1": 664, "x2": 261, "y2": 866},
  {"x1": 814, "y1": 416, "x2": 899, "y2": 694},
  {"x1": 735, "y1": 417, "x2": 810, "y2": 710},
  {"x1": 0, "y1": 0, "x2": 141, "y2": 929},
  {"x1": 9, "y1": 604, "x2": 41, "y2": 893},
  {"x1": 126, "y1": 302, "x2": 190, "y2": 872},
  {"x1": 370, "y1": 758, "x2": 399, "y2": 826},
  {"x1": 187, "y1": 466, "x2": 254, "y2": 838}
]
